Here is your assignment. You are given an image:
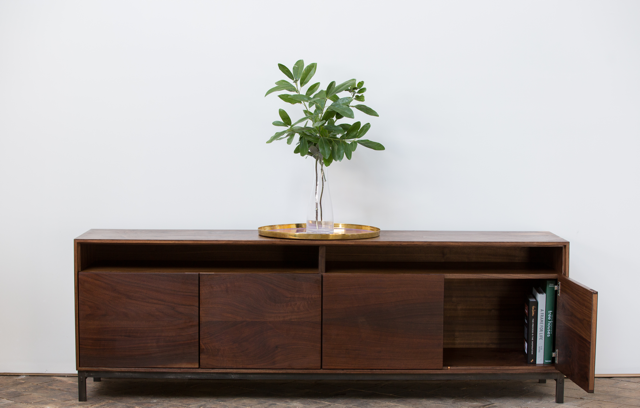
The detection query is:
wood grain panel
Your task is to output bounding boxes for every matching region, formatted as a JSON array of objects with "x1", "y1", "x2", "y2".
[
  {"x1": 200, "y1": 274, "x2": 321, "y2": 369},
  {"x1": 323, "y1": 274, "x2": 444, "y2": 369},
  {"x1": 78, "y1": 272, "x2": 198, "y2": 368},
  {"x1": 445, "y1": 280, "x2": 529, "y2": 349},
  {"x1": 556, "y1": 276, "x2": 598, "y2": 393}
]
